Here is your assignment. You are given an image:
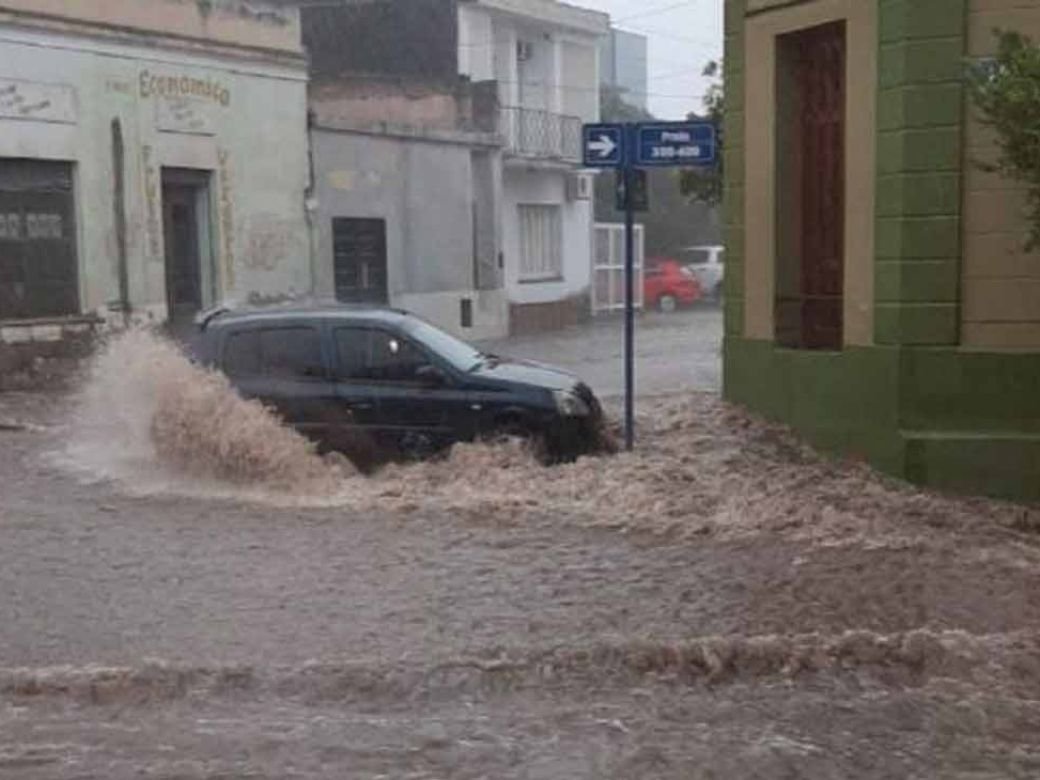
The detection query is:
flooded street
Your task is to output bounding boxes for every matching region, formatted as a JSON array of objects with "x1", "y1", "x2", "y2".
[{"x1": 2, "y1": 331, "x2": 1040, "y2": 778}]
